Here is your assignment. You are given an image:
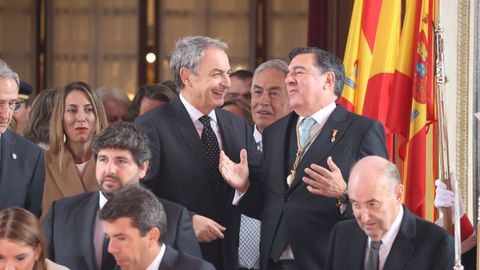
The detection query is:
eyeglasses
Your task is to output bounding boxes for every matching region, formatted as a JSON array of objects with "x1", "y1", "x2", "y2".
[{"x1": 0, "y1": 100, "x2": 24, "y2": 112}]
